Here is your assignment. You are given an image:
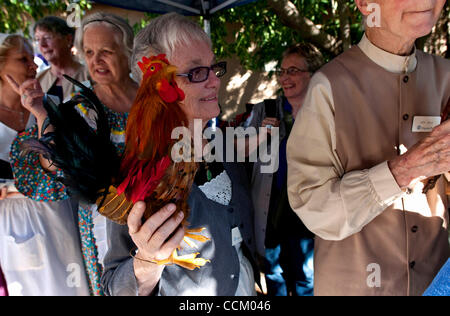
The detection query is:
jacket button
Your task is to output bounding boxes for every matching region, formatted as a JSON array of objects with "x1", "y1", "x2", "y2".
[
  {"x1": 403, "y1": 76, "x2": 409, "y2": 83},
  {"x1": 227, "y1": 207, "x2": 234, "y2": 213},
  {"x1": 411, "y1": 225, "x2": 418, "y2": 233},
  {"x1": 403, "y1": 114, "x2": 409, "y2": 120},
  {"x1": 409, "y1": 261, "x2": 416, "y2": 269}
]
